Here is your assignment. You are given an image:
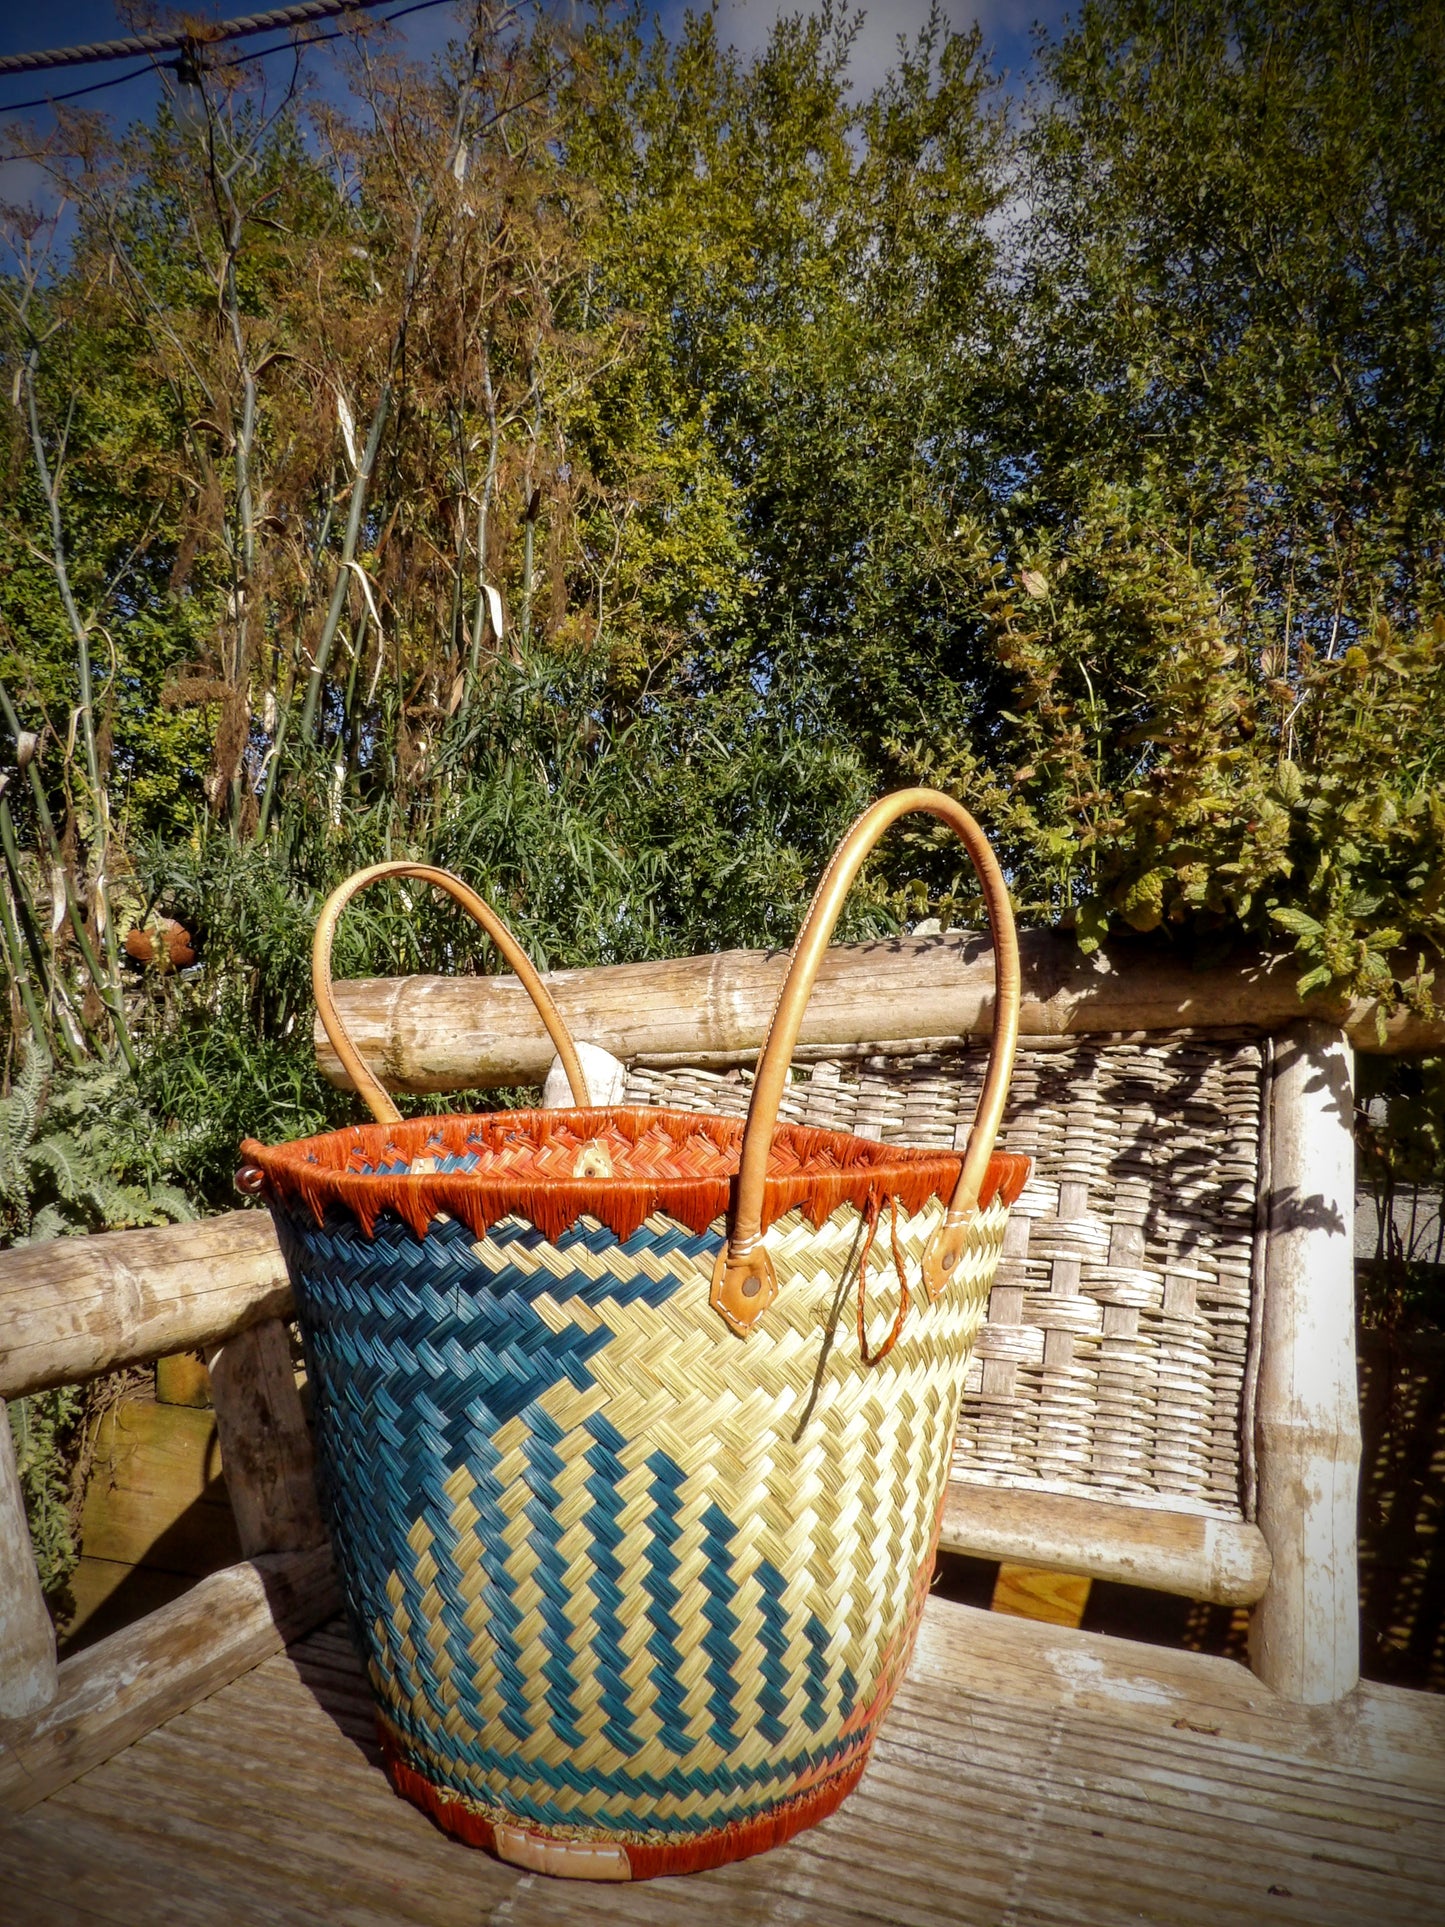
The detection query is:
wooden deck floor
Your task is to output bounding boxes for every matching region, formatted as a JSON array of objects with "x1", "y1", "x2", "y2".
[{"x1": 4, "y1": 1597, "x2": 1444, "y2": 1927}]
